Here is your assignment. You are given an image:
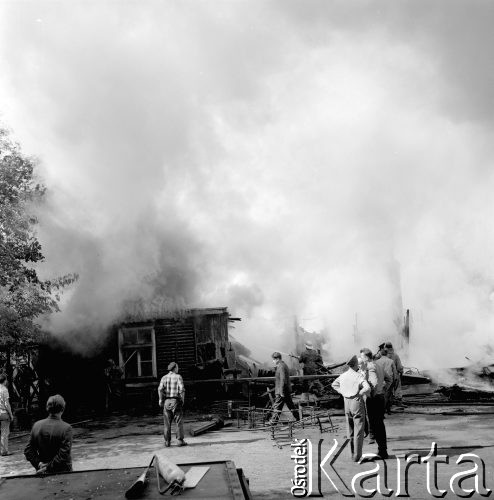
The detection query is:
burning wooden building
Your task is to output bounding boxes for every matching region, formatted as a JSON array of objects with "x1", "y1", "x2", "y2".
[
  {"x1": 5, "y1": 307, "x2": 241, "y2": 420},
  {"x1": 113, "y1": 307, "x2": 238, "y2": 389}
]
